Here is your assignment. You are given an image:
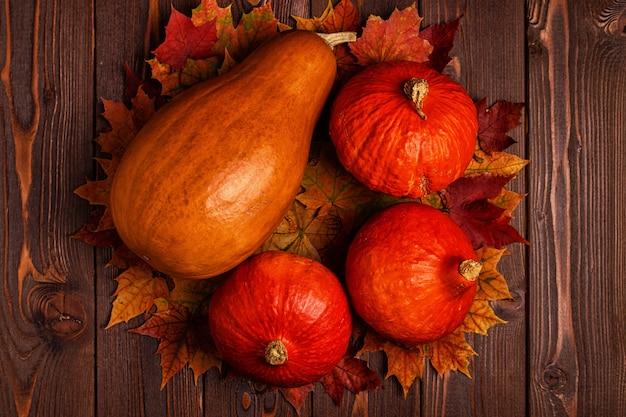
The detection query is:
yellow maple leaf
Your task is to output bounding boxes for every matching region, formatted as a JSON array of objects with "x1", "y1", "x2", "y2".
[
  {"x1": 475, "y1": 246, "x2": 512, "y2": 300},
  {"x1": 460, "y1": 299, "x2": 507, "y2": 336},
  {"x1": 424, "y1": 330, "x2": 477, "y2": 377},
  {"x1": 465, "y1": 149, "x2": 529, "y2": 177},
  {"x1": 106, "y1": 262, "x2": 170, "y2": 328}
]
